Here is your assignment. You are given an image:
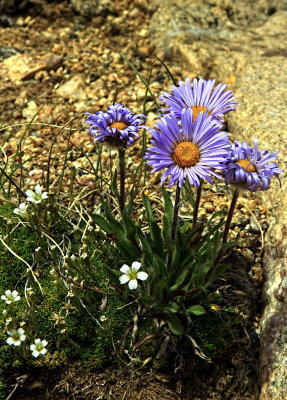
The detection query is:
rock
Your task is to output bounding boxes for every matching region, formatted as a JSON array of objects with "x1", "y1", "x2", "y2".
[
  {"x1": 69, "y1": 0, "x2": 117, "y2": 18},
  {"x1": 0, "y1": 53, "x2": 63, "y2": 83},
  {"x1": 22, "y1": 100, "x2": 38, "y2": 120},
  {"x1": 56, "y1": 74, "x2": 87, "y2": 101},
  {"x1": 149, "y1": 1, "x2": 287, "y2": 398}
]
